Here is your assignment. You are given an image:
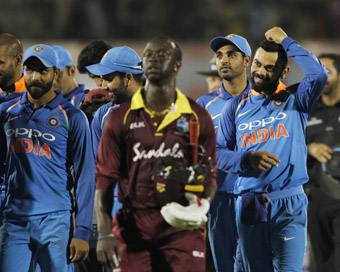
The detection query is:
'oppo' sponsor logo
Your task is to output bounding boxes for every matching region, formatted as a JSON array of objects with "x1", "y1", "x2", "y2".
[
  {"x1": 238, "y1": 112, "x2": 287, "y2": 131},
  {"x1": 6, "y1": 128, "x2": 56, "y2": 141}
]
